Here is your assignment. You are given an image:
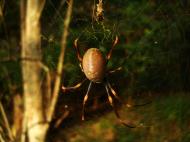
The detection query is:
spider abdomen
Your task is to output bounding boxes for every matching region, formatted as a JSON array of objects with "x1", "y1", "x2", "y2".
[{"x1": 82, "y1": 48, "x2": 106, "y2": 83}]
